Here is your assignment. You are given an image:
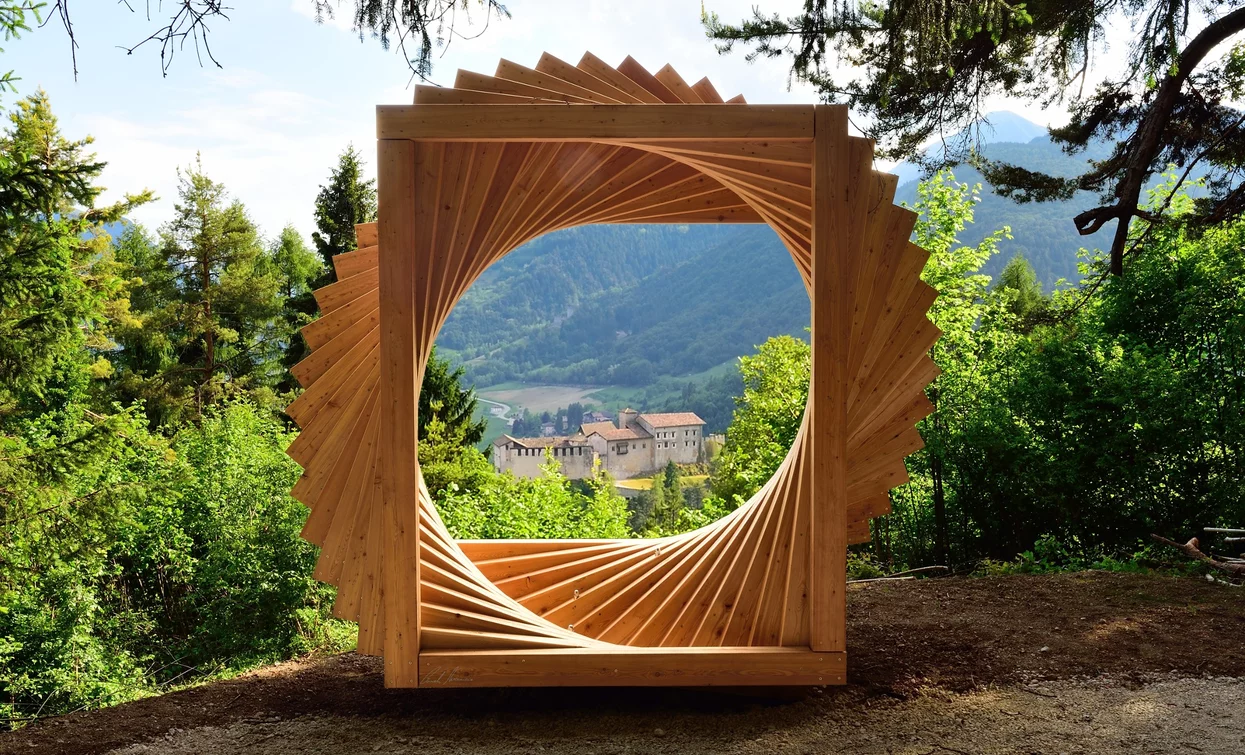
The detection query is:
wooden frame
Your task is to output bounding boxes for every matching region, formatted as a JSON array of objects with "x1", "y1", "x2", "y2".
[{"x1": 287, "y1": 53, "x2": 938, "y2": 688}]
